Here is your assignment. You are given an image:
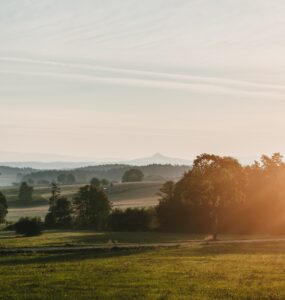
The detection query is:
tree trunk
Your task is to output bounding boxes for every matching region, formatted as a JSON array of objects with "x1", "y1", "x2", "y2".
[{"x1": 212, "y1": 213, "x2": 218, "y2": 241}]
